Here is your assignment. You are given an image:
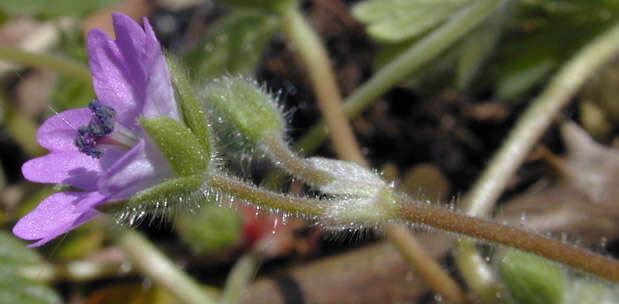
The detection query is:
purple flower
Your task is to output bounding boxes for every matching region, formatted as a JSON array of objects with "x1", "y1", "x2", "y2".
[{"x1": 13, "y1": 13, "x2": 179, "y2": 247}]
